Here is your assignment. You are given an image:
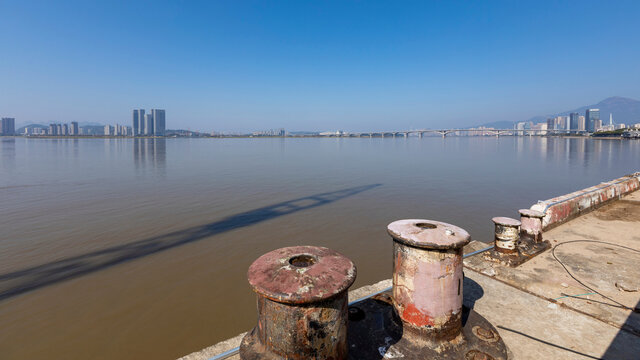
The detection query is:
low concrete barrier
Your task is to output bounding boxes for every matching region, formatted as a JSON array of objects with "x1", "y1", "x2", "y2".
[{"x1": 531, "y1": 172, "x2": 640, "y2": 230}]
